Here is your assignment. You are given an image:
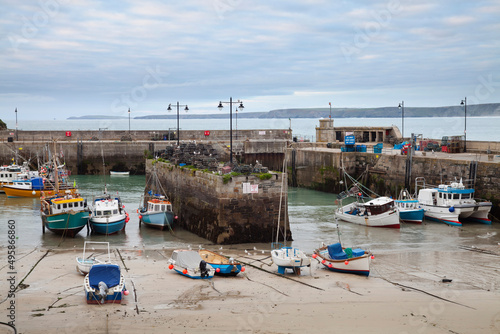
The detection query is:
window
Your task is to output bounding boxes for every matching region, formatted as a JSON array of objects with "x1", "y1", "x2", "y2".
[
  {"x1": 113, "y1": 209, "x2": 118, "y2": 214},
  {"x1": 68, "y1": 203, "x2": 73, "y2": 208},
  {"x1": 63, "y1": 203, "x2": 67, "y2": 209},
  {"x1": 453, "y1": 194, "x2": 460, "y2": 199}
]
